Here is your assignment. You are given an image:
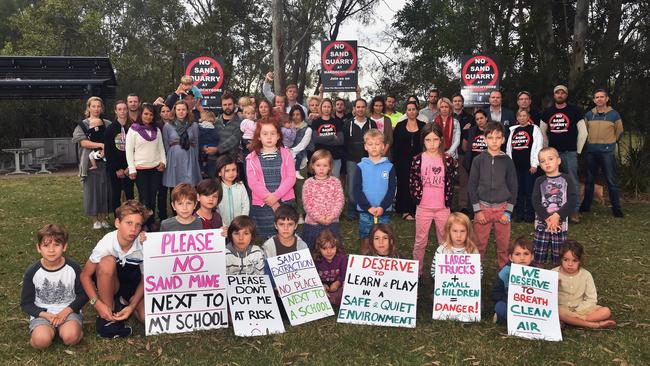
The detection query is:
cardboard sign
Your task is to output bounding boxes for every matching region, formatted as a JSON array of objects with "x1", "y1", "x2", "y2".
[
  {"x1": 338, "y1": 255, "x2": 418, "y2": 328},
  {"x1": 507, "y1": 264, "x2": 562, "y2": 341},
  {"x1": 432, "y1": 253, "x2": 481, "y2": 322},
  {"x1": 460, "y1": 54, "x2": 501, "y2": 107},
  {"x1": 321, "y1": 40, "x2": 358, "y2": 92},
  {"x1": 267, "y1": 249, "x2": 334, "y2": 326},
  {"x1": 183, "y1": 54, "x2": 226, "y2": 110},
  {"x1": 143, "y1": 229, "x2": 228, "y2": 335},
  {"x1": 226, "y1": 275, "x2": 285, "y2": 337}
]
